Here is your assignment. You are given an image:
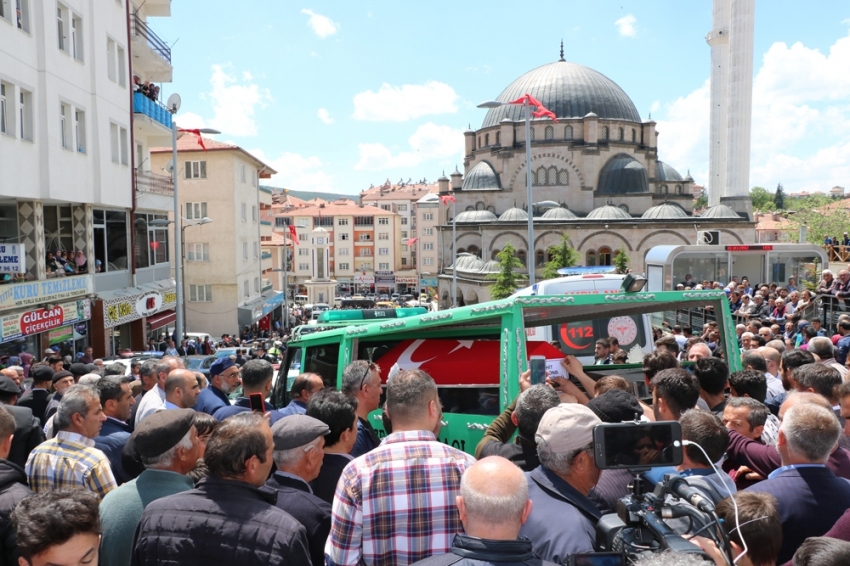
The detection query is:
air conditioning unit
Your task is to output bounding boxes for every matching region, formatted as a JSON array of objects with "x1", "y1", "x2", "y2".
[{"x1": 697, "y1": 230, "x2": 721, "y2": 246}]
